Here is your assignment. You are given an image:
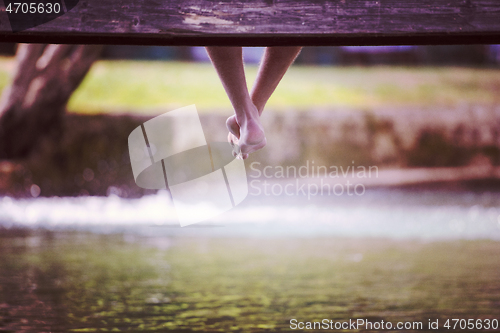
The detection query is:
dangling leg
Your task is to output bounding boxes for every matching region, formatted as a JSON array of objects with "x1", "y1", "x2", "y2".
[
  {"x1": 226, "y1": 46, "x2": 302, "y2": 144},
  {"x1": 251, "y1": 46, "x2": 302, "y2": 113},
  {"x1": 206, "y1": 47, "x2": 266, "y2": 159}
]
